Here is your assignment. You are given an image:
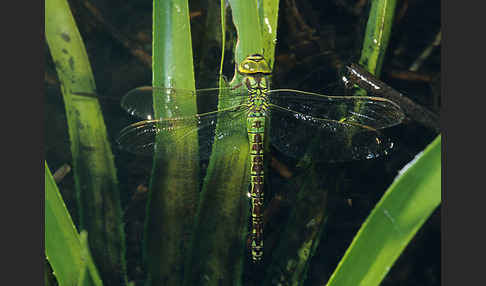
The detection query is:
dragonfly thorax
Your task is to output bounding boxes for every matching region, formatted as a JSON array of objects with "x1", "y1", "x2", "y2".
[{"x1": 245, "y1": 76, "x2": 269, "y2": 114}]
